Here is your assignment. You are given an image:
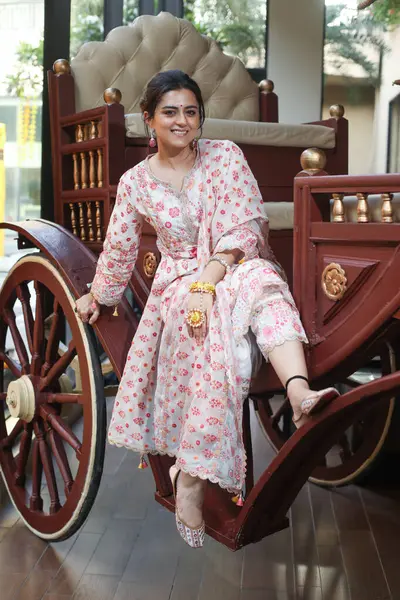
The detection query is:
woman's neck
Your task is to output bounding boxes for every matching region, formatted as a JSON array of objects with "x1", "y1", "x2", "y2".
[{"x1": 156, "y1": 144, "x2": 196, "y2": 170}]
